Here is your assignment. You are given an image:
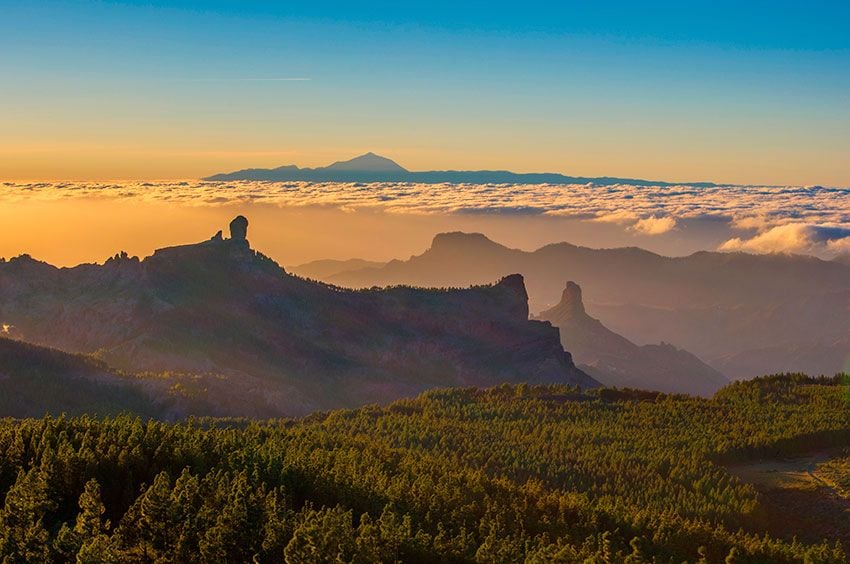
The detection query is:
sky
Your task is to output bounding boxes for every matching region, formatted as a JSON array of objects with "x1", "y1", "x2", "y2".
[{"x1": 2, "y1": 0, "x2": 849, "y2": 185}]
